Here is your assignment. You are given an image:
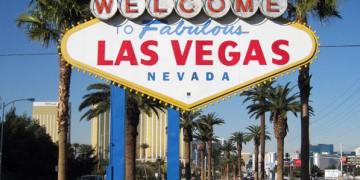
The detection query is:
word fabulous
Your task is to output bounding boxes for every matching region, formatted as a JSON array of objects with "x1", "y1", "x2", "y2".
[{"x1": 90, "y1": 0, "x2": 287, "y2": 20}]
